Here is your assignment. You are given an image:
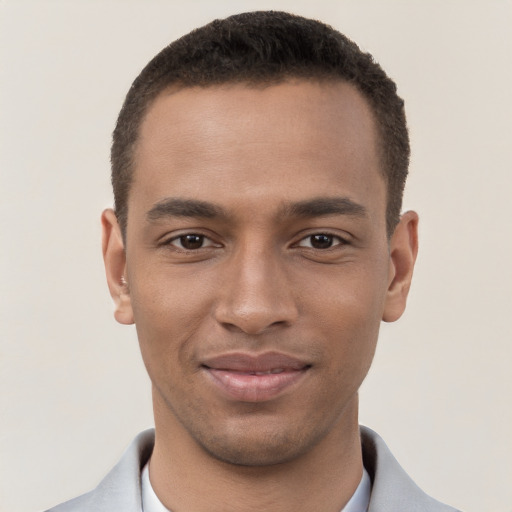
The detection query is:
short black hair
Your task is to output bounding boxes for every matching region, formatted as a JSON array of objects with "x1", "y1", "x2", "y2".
[{"x1": 111, "y1": 11, "x2": 409, "y2": 237}]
